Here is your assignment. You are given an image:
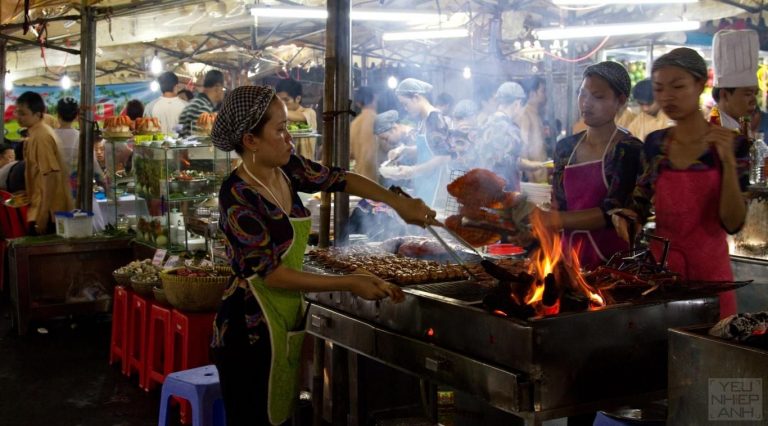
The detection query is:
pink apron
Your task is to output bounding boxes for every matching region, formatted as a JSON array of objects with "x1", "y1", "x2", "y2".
[
  {"x1": 652, "y1": 150, "x2": 737, "y2": 319},
  {"x1": 562, "y1": 132, "x2": 628, "y2": 270}
]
